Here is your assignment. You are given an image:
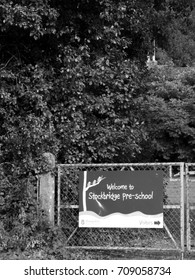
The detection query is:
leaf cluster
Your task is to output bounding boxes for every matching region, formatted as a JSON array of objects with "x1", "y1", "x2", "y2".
[{"x1": 141, "y1": 65, "x2": 195, "y2": 162}]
